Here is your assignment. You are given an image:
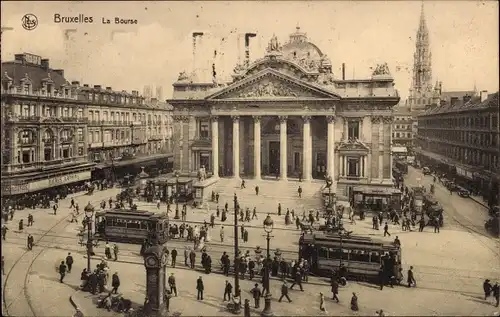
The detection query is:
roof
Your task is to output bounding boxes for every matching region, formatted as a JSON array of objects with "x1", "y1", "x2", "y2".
[
  {"x1": 440, "y1": 90, "x2": 476, "y2": 101},
  {"x1": 353, "y1": 186, "x2": 401, "y2": 195},
  {"x1": 2, "y1": 61, "x2": 68, "y2": 90},
  {"x1": 392, "y1": 106, "x2": 411, "y2": 116},
  {"x1": 420, "y1": 92, "x2": 498, "y2": 116}
]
